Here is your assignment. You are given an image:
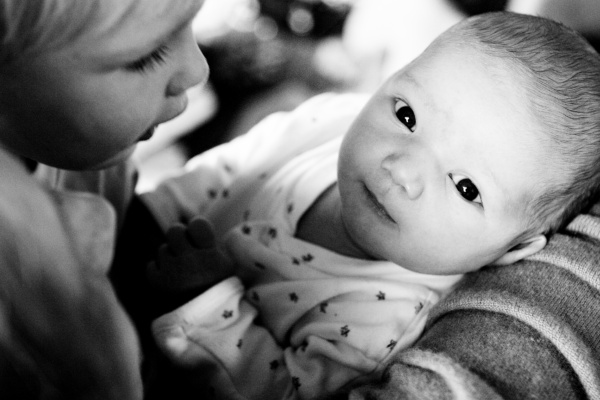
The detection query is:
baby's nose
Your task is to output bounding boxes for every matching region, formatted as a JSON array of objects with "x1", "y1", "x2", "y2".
[{"x1": 382, "y1": 154, "x2": 424, "y2": 200}]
